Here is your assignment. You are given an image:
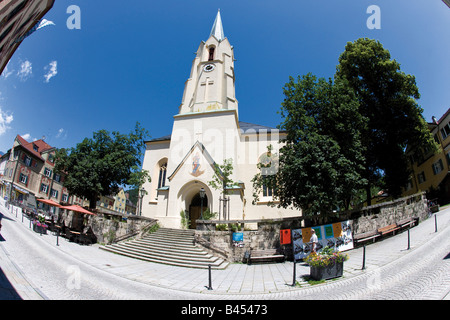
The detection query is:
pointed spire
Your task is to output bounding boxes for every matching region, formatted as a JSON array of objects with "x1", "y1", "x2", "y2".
[{"x1": 210, "y1": 9, "x2": 225, "y2": 41}]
